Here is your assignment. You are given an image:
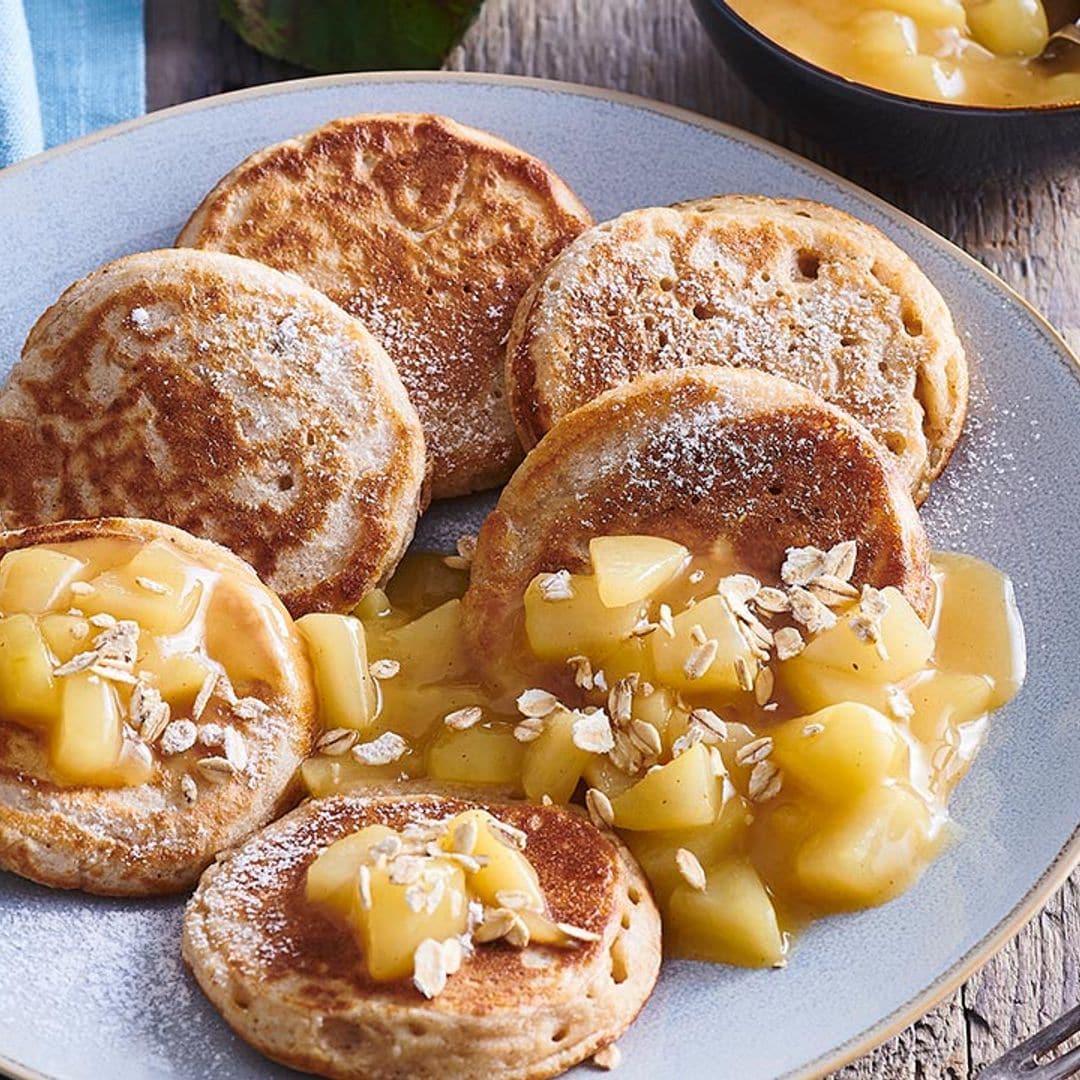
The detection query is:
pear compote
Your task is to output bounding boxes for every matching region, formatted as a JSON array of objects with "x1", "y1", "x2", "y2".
[
  {"x1": 298, "y1": 537, "x2": 1024, "y2": 969},
  {"x1": 305, "y1": 807, "x2": 599, "y2": 996},
  {"x1": 727, "y1": 0, "x2": 1080, "y2": 109},
  {"x1": 0, "y1": 534, "x2": 294, "y2": 794}
]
